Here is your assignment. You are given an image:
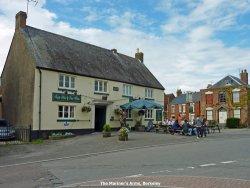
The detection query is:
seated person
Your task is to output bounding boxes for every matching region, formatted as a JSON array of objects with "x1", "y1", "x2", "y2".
[
  {"x1": 182, "y1": 120, "x2": 190, "y2": 135},
  {"x1": 169, "y1": 120, "x2": 181, "y2": 134},
  {"x1": 145, "y1": 119, "x2": 154, "y2": 132}
]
